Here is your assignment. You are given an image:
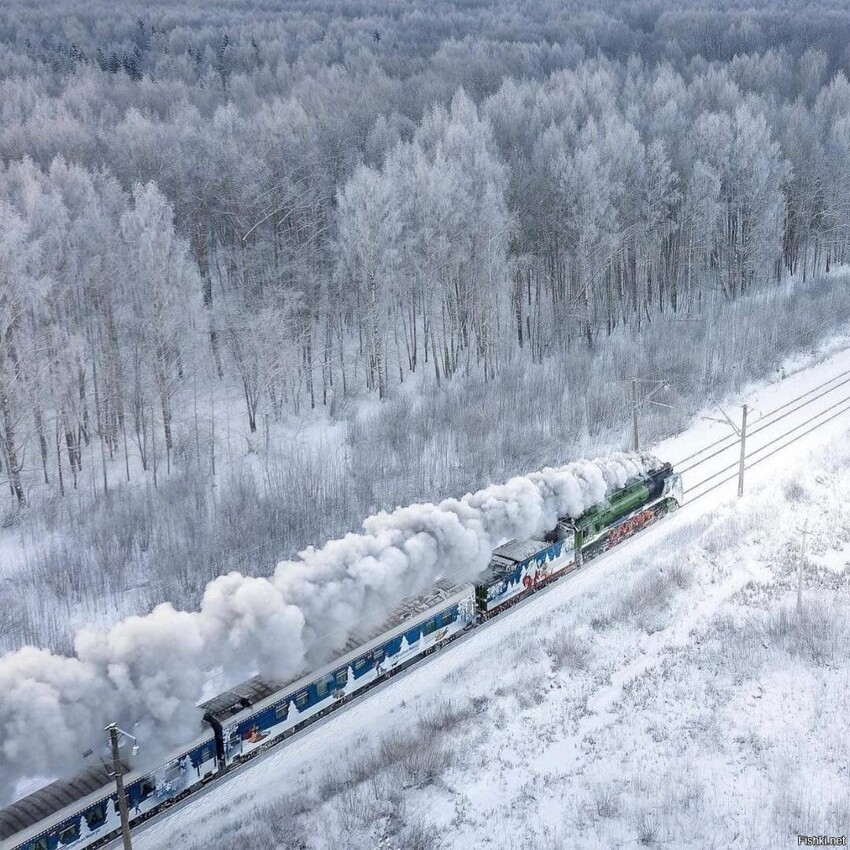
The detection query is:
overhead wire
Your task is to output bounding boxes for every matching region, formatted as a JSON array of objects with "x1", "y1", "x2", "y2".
[
  {"x1": 751, "y1": 364, "x2": 850, "y2": 421},
  {"x1": 673, "y1": 428, "x2": 741, "y2": 469},
  {"x1": 673, "y1": 363, "x2": 850, "y2": 471},
  {"x1": 743, "y1": 398, "x2": 850, "y2": 473},
  {"x1": 745, "y1": 372, "x2": 850, "y2": 439},
  {"x1": 745, "y1": 392, "x2": 850, "y2": 460},
  {"x1": 683, "y1": 392, "x2": 850, "y2": 500},
  {"x1": 681, "y1": 457, "x2": 741, "y2": 491},
  {"x1": 676, "y1": 437, "x2": 741, "y2": 476},
  {"x1": 681, "y1": 470, "x2": 741, "y2": 505}
]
